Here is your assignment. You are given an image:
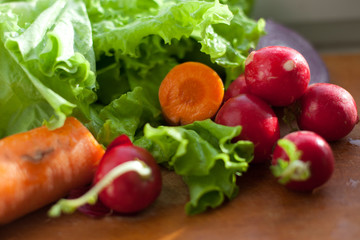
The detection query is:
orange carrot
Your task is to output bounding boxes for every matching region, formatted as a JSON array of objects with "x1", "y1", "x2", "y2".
[
  {"x1": 158, "y1": 61, "x2": 224, "y2": 125},
  {"x1": 0, "y1": 117, "x2": 105, "y2": 224}
]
